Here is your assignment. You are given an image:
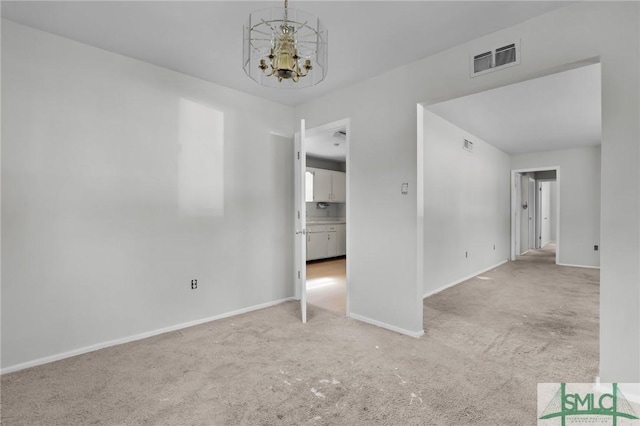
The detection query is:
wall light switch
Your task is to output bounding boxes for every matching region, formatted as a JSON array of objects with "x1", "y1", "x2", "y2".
[{"x1": 401, "y1": 183, "x2": 409, "y2": 195}]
